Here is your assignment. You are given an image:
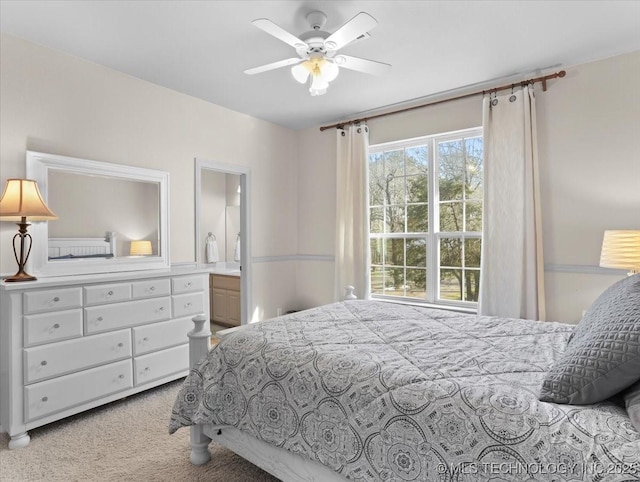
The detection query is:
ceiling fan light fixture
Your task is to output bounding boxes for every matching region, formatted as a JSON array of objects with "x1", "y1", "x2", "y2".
[
  {"x1": 322, "y1": 60, "x2": 339, "y2": 82},
  {"x1": 309, "y1": 74, "x2": 329, "y2": 96},
  {"x1": 291, "y1": 63, "x2": 310, "y2": 83}
]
